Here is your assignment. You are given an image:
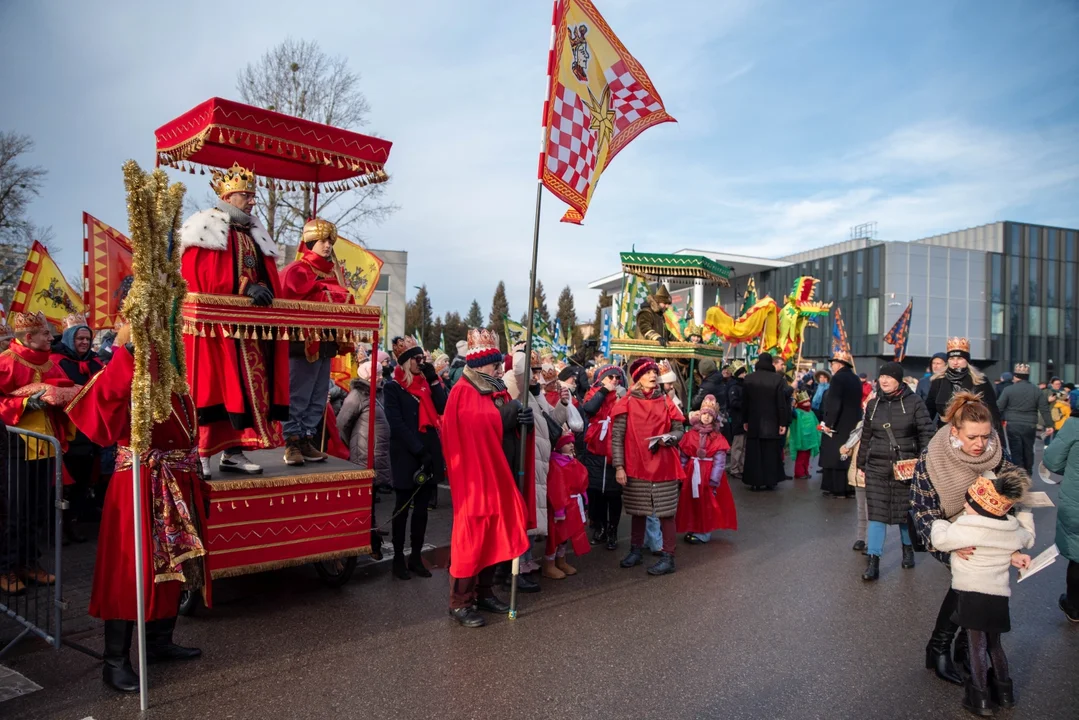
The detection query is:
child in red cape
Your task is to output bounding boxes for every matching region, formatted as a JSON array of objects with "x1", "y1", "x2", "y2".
[
  {"x1": 543, "y1": 432, "x2": 591, "y2": 579},
  {"x1": 676, "y1": 395, "x2": 737, "y2": 545}
]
